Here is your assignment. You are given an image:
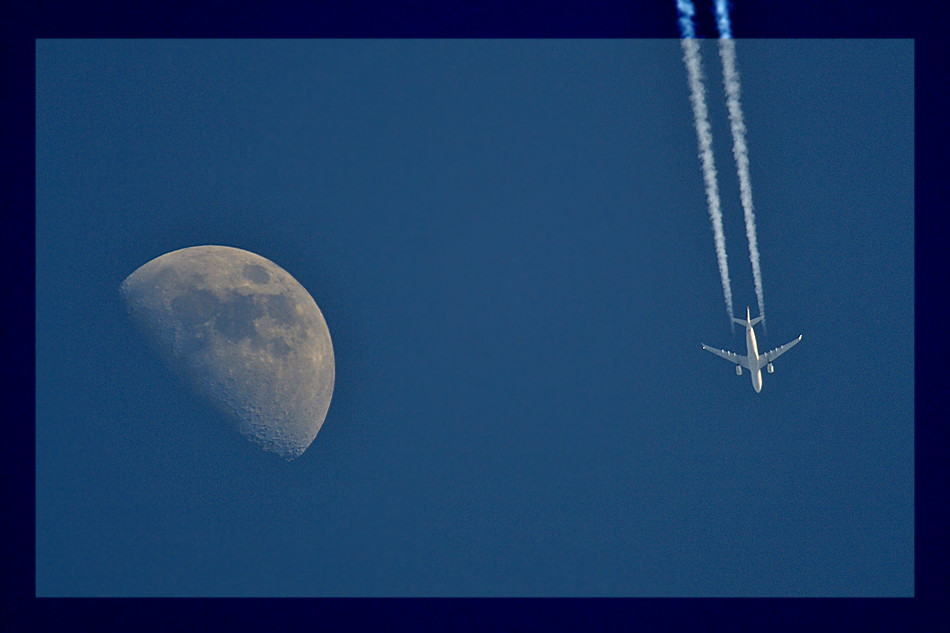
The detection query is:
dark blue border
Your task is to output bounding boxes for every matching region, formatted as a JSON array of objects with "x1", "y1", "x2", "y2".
[{"x1": 3, "y1": 0, "x2": 944, "y2": 631}]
